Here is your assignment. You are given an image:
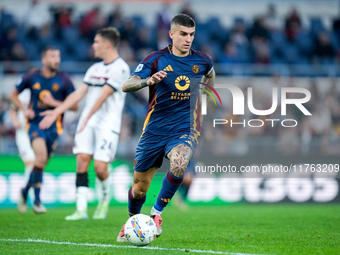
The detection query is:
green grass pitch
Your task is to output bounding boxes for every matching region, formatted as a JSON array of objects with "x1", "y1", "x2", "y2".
[{"x1": 0, "y1": 204, "x2": 339, "y2": 255}]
